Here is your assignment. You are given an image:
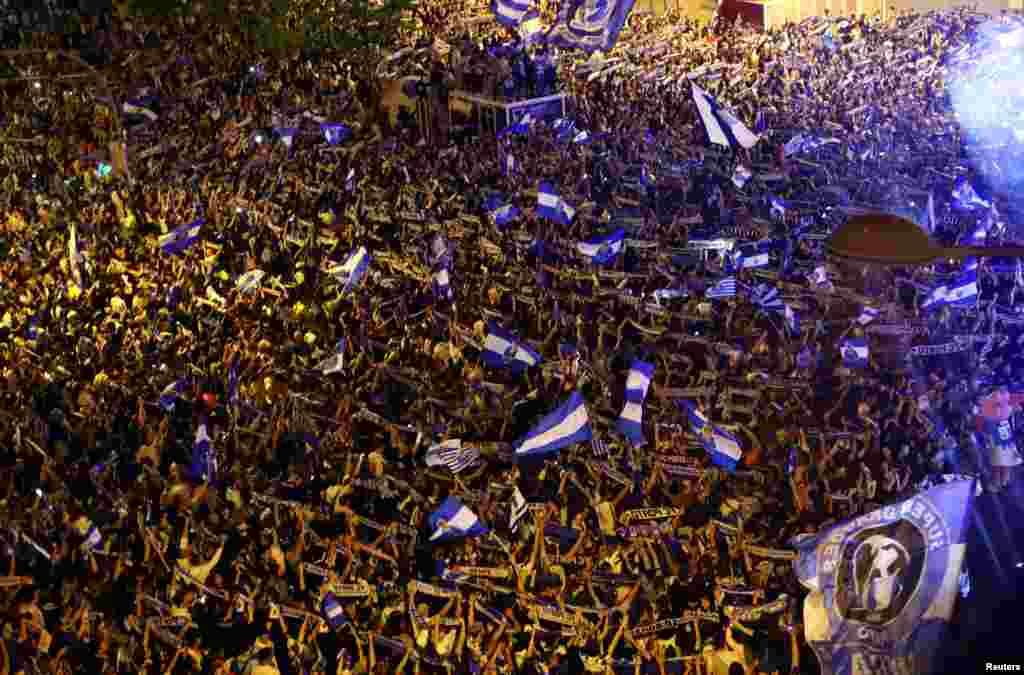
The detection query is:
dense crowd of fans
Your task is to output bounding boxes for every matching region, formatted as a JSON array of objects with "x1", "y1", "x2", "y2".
[{"x1": 1, "y1": 4, "x2": 1023, "y2": 675}]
